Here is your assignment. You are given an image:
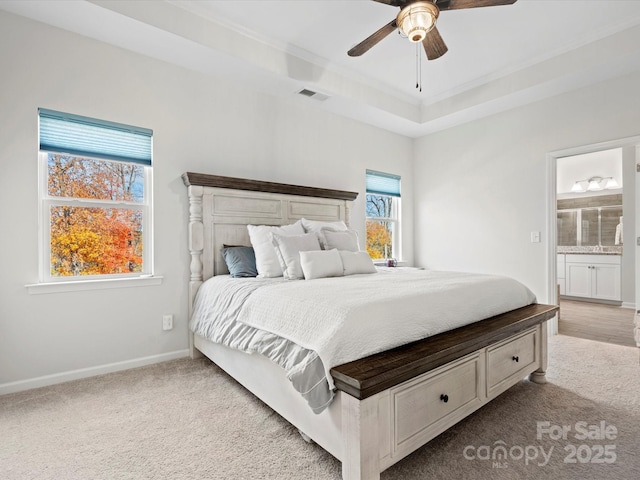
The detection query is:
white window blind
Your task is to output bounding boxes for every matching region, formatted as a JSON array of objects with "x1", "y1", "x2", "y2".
[
  {"x1": 39, "y1": 108, "x2": 152, "y2": 165},
  {"x1": 366, "y1": 170, "x2": 401, "y2": 198}
]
